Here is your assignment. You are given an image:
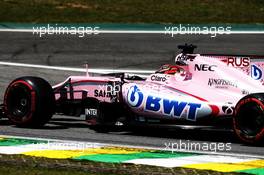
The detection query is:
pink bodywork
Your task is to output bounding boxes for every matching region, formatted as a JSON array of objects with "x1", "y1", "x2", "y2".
[
  {"x1": 53, "y1": 76, "x2": 121, "y2": 102},
  {"x1": 53, "y1": 54, "x2": 264, "y2": 121}
]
